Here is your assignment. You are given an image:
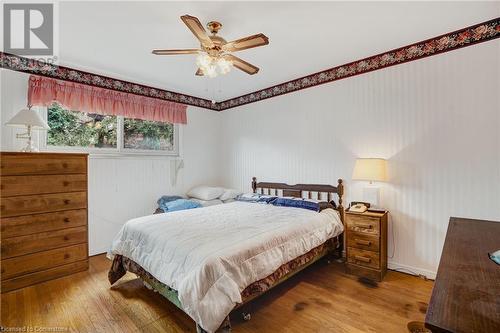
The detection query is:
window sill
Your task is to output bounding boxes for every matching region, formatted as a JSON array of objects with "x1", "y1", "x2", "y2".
[
  {"x1": 40, "y1": 147, "x2": 180, "y2": 159},
  {"x1": 88, "y1": 152, "x2": 180, "y2": 160}
]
